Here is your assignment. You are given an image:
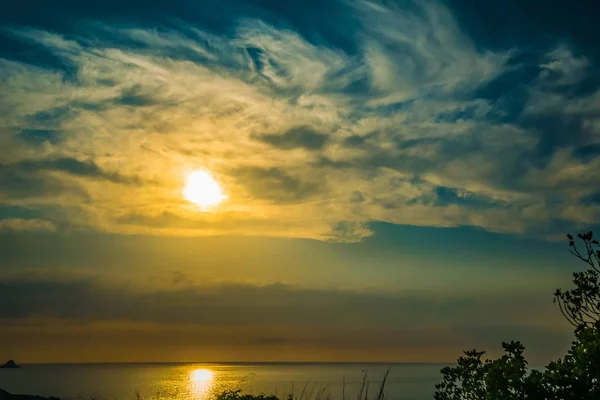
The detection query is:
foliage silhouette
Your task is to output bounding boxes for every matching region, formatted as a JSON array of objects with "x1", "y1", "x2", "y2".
[
  {"x1": 555, "y1": 232, "x2": 600, "y2": 329},
  {"x1": 434, "y1": 232, "x2": 600, "y2": 400},
  {"x1": 216, "y1": 389, "x2": 280, "y2": 400}
]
